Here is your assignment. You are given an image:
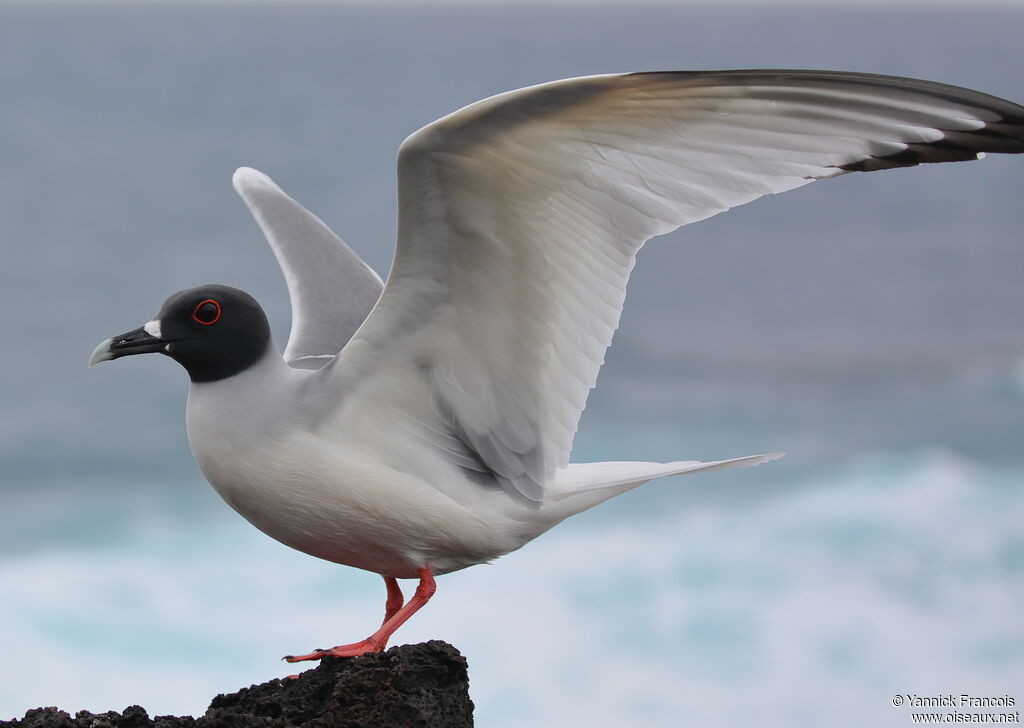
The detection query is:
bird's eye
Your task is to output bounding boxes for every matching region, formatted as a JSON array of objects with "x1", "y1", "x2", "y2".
[{"x1": 192, "y1": 299, "x2": 222, "y2": 325}]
